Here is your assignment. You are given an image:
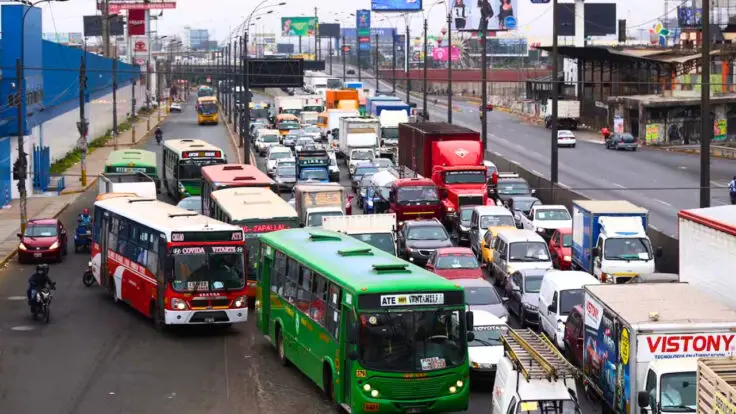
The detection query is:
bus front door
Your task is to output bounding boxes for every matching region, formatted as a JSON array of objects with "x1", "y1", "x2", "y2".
[
  {"x1": 99, "y1": 212, "x2": 111, "y2": 293},
  {"x1": 342, "y1": 309, "x2": 356, "y2": 407}
]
